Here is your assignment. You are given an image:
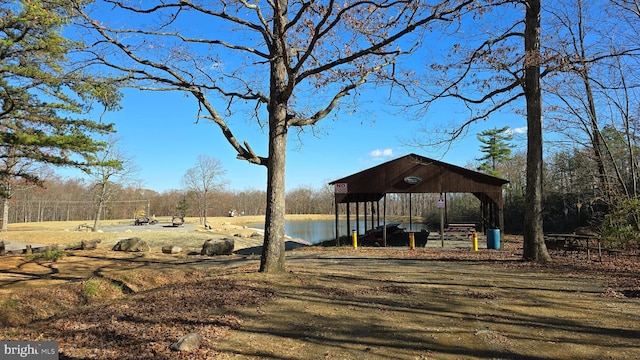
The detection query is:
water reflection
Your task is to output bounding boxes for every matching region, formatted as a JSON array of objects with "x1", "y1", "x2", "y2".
[{"x1": 246, "y1": 219, "x2": 429, "y2": 244}]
